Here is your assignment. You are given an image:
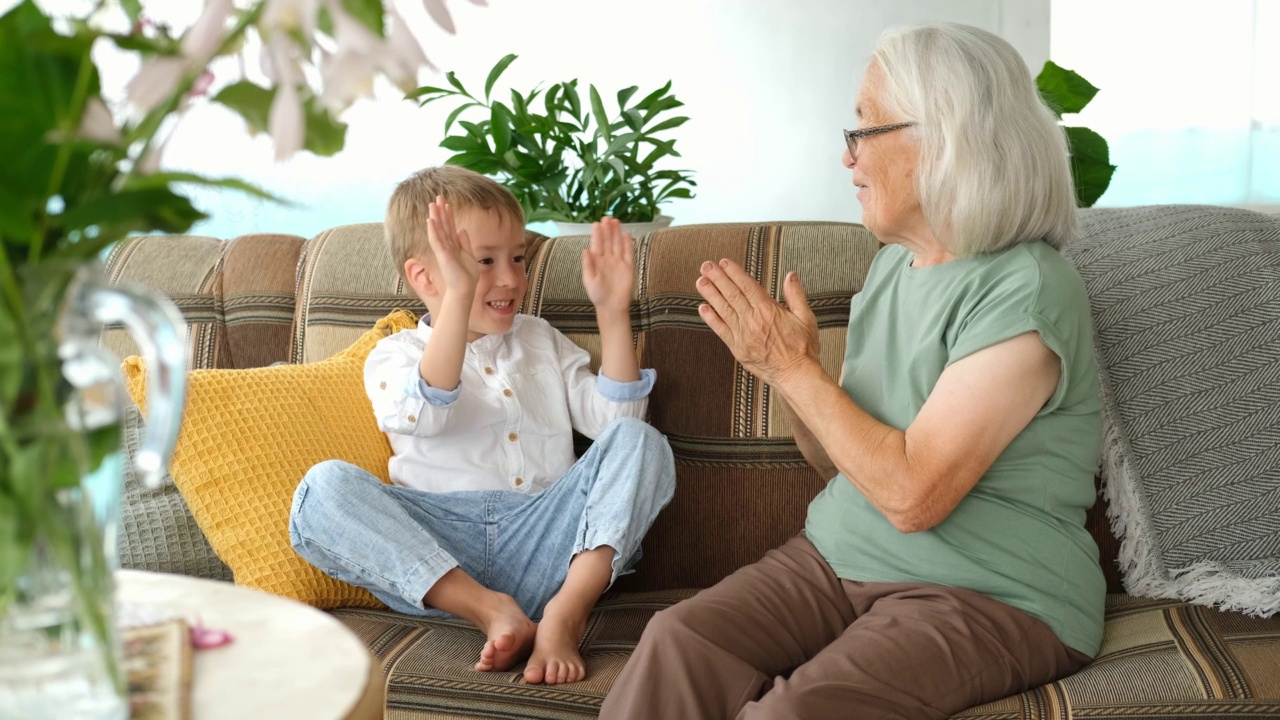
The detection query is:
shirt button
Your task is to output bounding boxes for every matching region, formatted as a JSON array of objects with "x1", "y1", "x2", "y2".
[
  {"x1": 379, "y1": 381, "x2": 387, "y2": 390},
  {"x1": 407, "y1": 414, "x2": 416, "y2": 423},
  {"x1": 508, "y1": 432, "x2": 518, "y2": 442},
  {"x1": 484, "y1": 366, "x2": 494, "y2": 375},
  {"x1": 502, "y1": 388, "x2": 513, "y2": 397},
  {"x1": 514, "y1": 477, "x2": 524, "y2": 486}
]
